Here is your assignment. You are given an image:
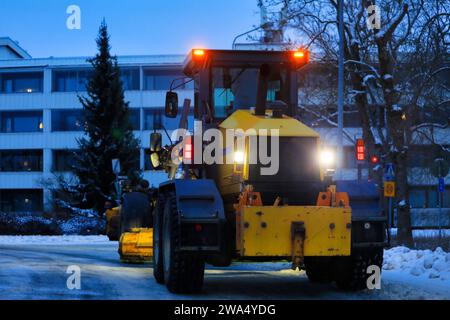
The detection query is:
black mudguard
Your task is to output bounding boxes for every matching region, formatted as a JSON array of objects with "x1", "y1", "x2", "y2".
[
  {"x1": 159, "y1": 179, "x2": 227, "y2": 254},
  {"x1": 336, "y1": 180, "x2": 389, "y2": 248}
]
